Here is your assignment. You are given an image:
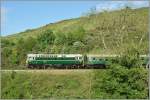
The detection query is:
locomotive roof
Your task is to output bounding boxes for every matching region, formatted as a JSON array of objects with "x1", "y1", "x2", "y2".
[
  {"x1": 87, "y1": 54, "x2": 118, "y2": 57},
  {"x1": 87, "y1": 54, "x2": 148, "y2": 58},
  {"x1": 27, "y1": 54, "x2": 82, "y2": 57}
]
